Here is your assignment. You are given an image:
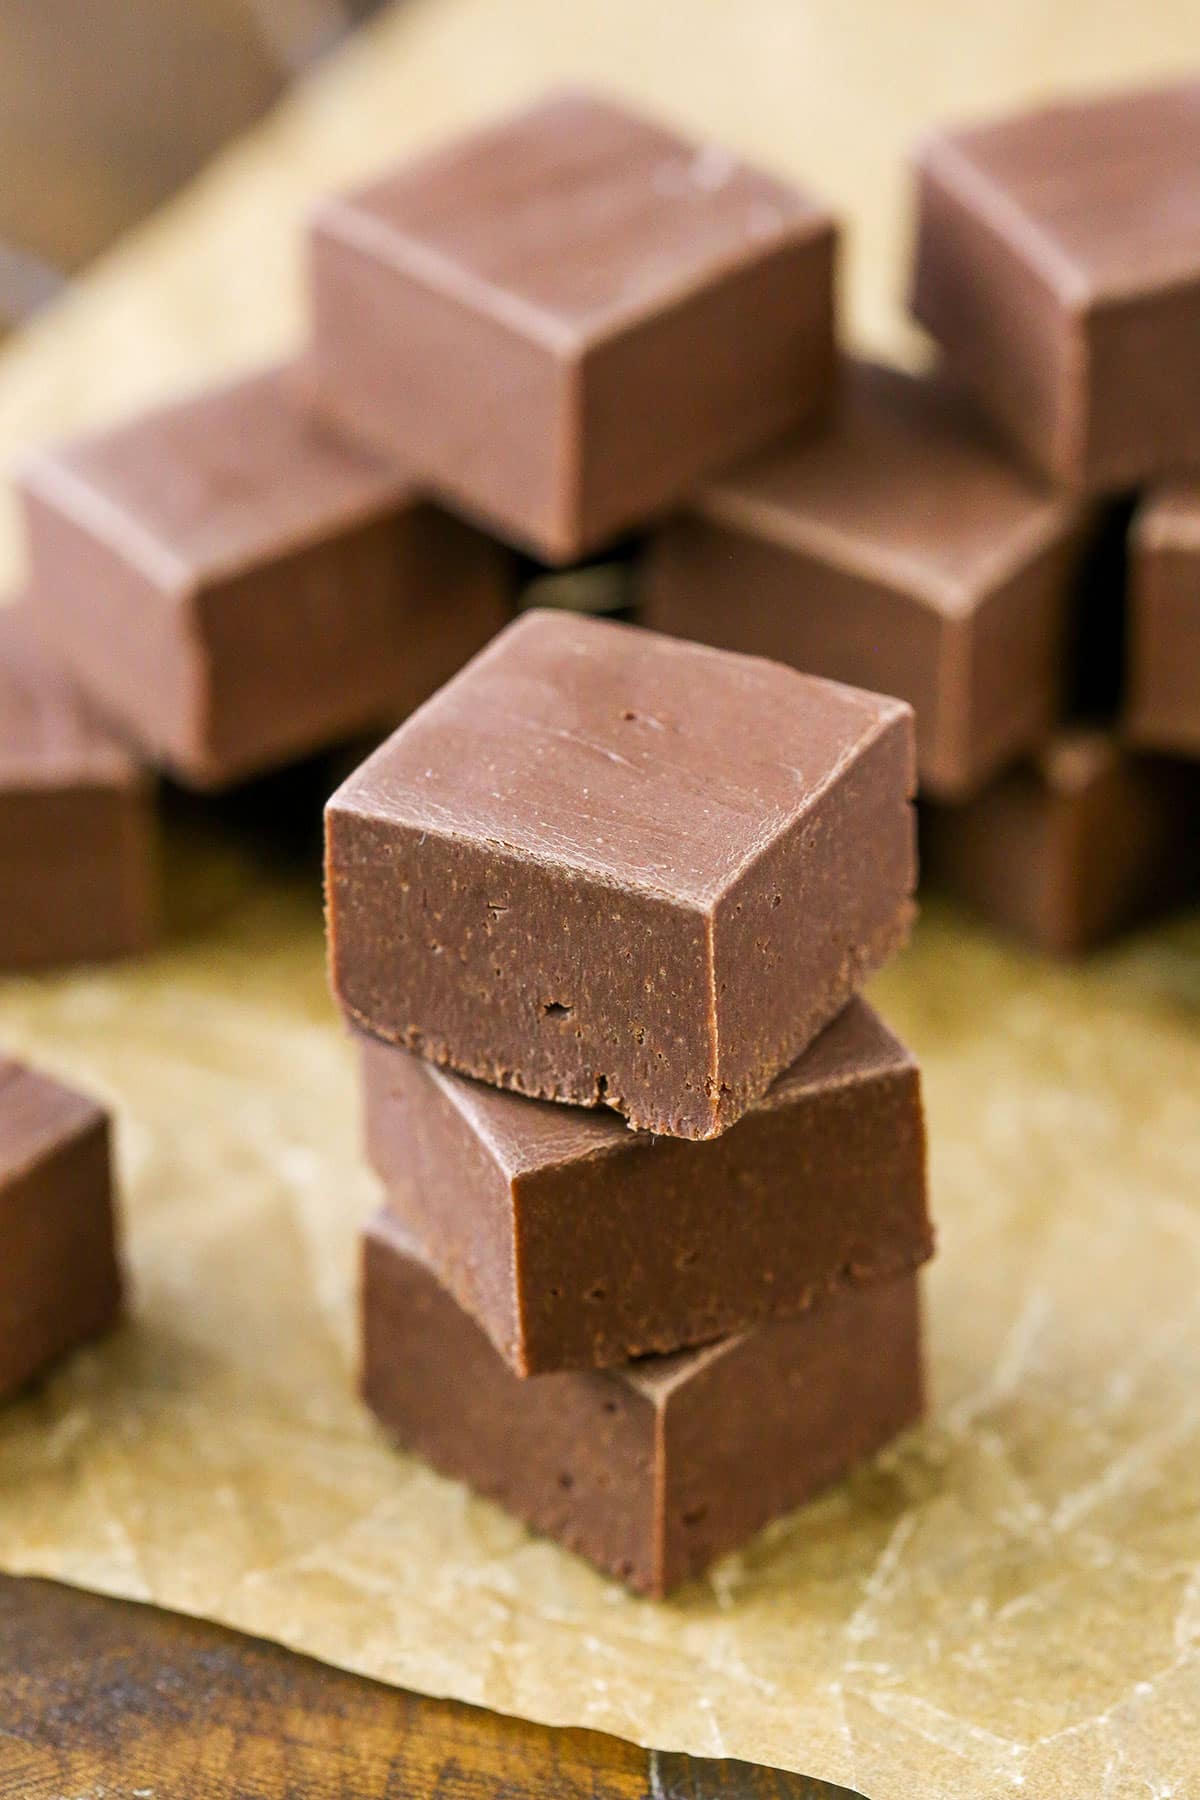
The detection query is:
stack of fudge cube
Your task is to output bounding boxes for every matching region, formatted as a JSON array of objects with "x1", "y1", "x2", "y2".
[
  {"x1": 302, "y1": 92, "x2": 933, "y2": 1592},
  {"x1": 328, "y1": 607, "x2": 932, "y2": 1594}
]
